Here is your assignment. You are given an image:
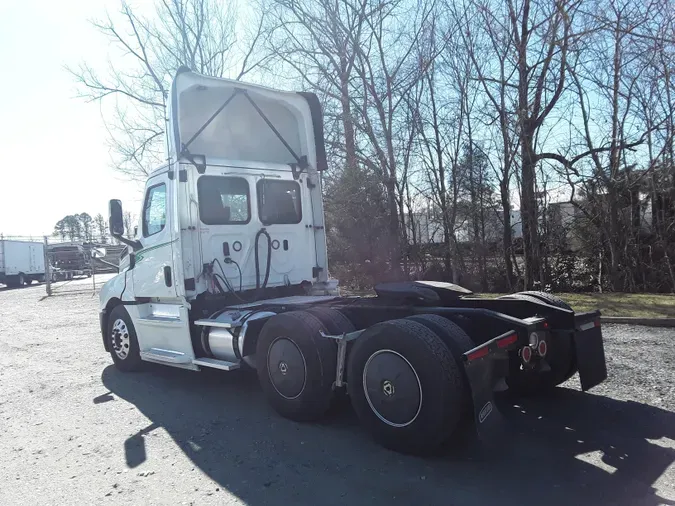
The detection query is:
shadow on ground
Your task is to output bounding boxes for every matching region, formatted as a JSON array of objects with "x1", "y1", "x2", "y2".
[{"x1": 102, "y1": 365, "x2": 675, "y2": 506}]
